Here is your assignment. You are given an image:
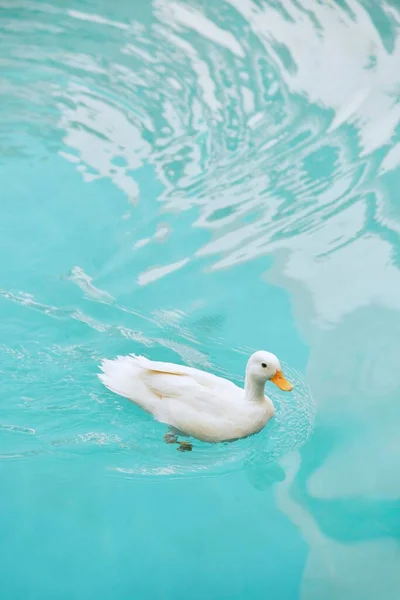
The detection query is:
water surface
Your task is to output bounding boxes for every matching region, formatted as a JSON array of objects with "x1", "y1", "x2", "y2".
[{"x1": 1, "y1": 1, "x2": 400, "y2": 598}]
